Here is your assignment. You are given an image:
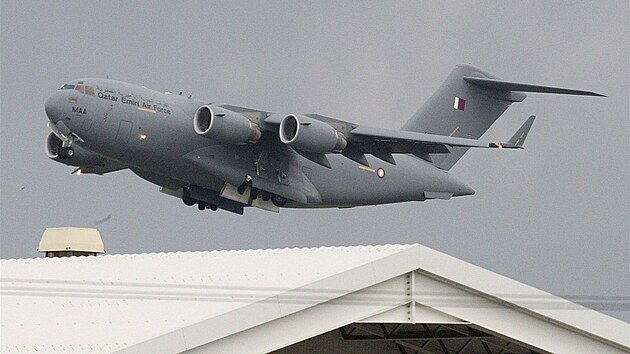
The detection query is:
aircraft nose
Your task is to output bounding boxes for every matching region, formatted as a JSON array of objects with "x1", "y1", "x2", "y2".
[{"x1": 45, "y1": 94, "x2": 62, "y2": 123}]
